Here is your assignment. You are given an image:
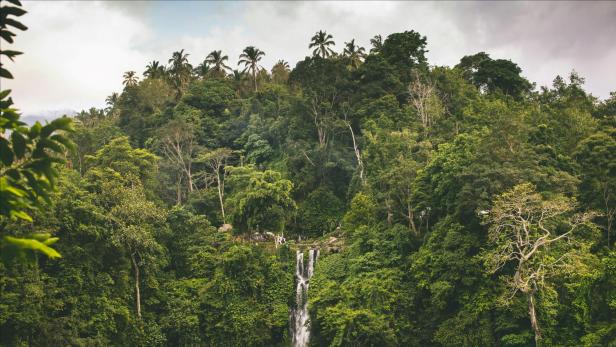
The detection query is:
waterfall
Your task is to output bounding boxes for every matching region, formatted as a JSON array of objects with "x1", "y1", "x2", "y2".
[{"x1": 291, "y1": 248, "x2": 319, "y2": 347}]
